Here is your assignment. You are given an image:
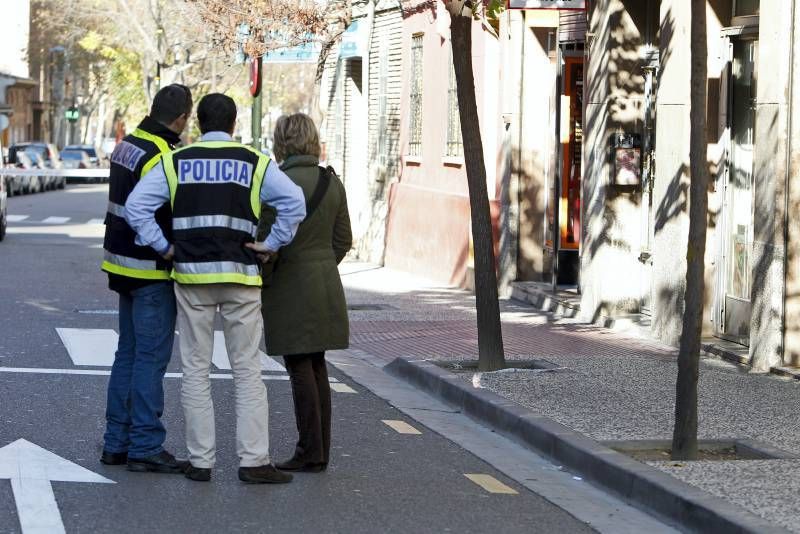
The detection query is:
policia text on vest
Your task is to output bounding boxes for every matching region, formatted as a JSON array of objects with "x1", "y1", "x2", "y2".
[{"x1": 177, "y1": 158, "x2": 255, "y2": 187}]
